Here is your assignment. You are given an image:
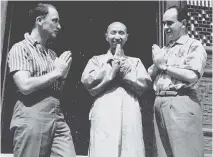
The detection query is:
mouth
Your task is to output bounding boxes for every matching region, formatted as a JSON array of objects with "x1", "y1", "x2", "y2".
[
  {"x1": 112, "y1": 43, "x2": 122, "y2": 47},
  {"x1": 165, "y1": 30, "x2": 171, "y2": 35},
  {"x1": 54, "y1": 30, "x2": 59, "y2": 34},
  {"x1": 112, "y1": 41, "x2": 122, "y2": 45}
]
